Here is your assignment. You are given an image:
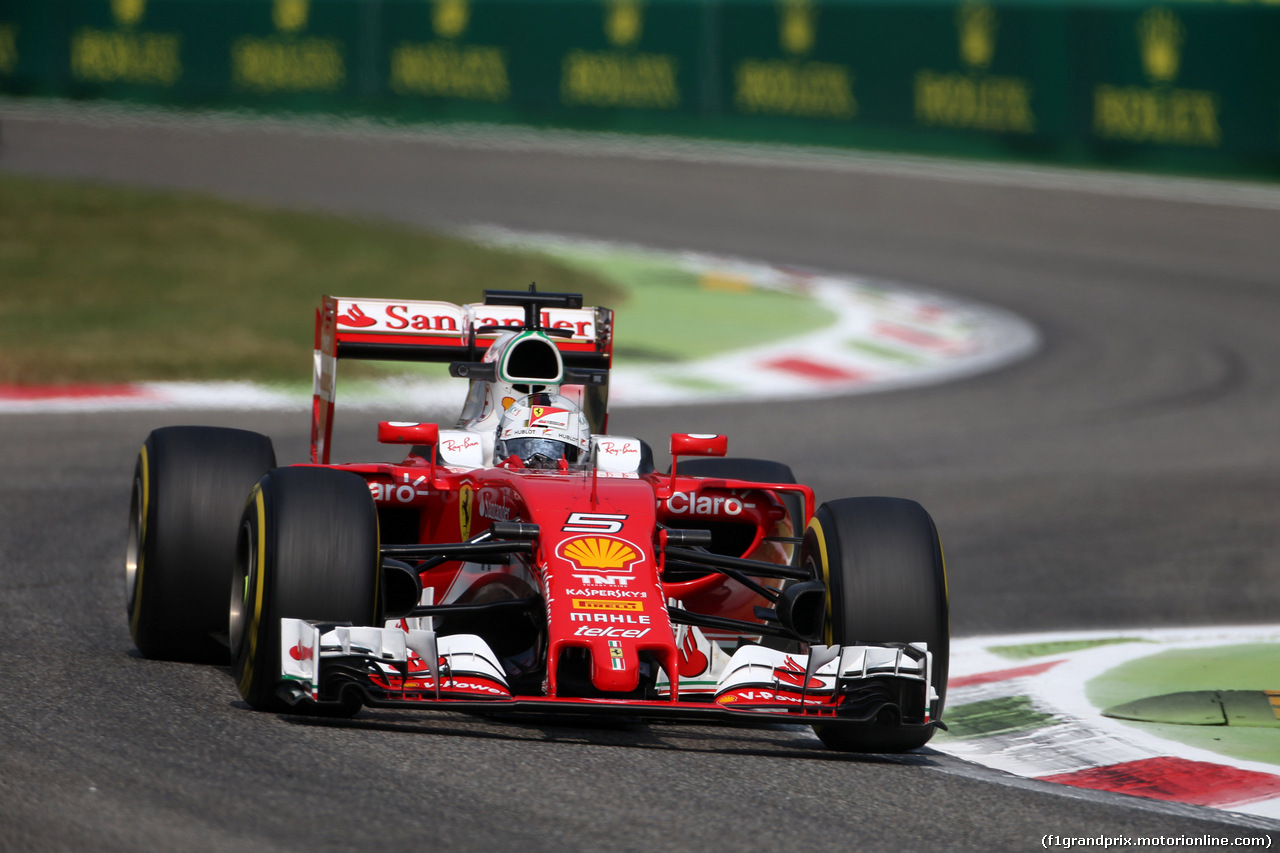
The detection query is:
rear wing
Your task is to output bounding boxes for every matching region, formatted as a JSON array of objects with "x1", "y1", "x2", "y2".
[{"x1": 312, "y1": 293, "x2": 614, "y2": 464}]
